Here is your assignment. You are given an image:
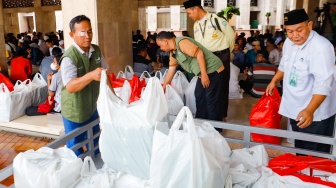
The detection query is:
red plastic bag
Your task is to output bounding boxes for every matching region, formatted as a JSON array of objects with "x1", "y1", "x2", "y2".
[
  {"x1": 268, "y1": 153, "x2": 336, "y2": 187},
  {"x1": 0, "y1": 73, "x2": 14, "y2": 92},
  {"x1": 37, "y1": 96, "x2": 55, "y2": 113},
  {"x1": 109, "y1": 73, "x2": 146, "y2": 103},
  {"x1": 249, "y1": 88, "x2": 281, "y2": 145}
]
